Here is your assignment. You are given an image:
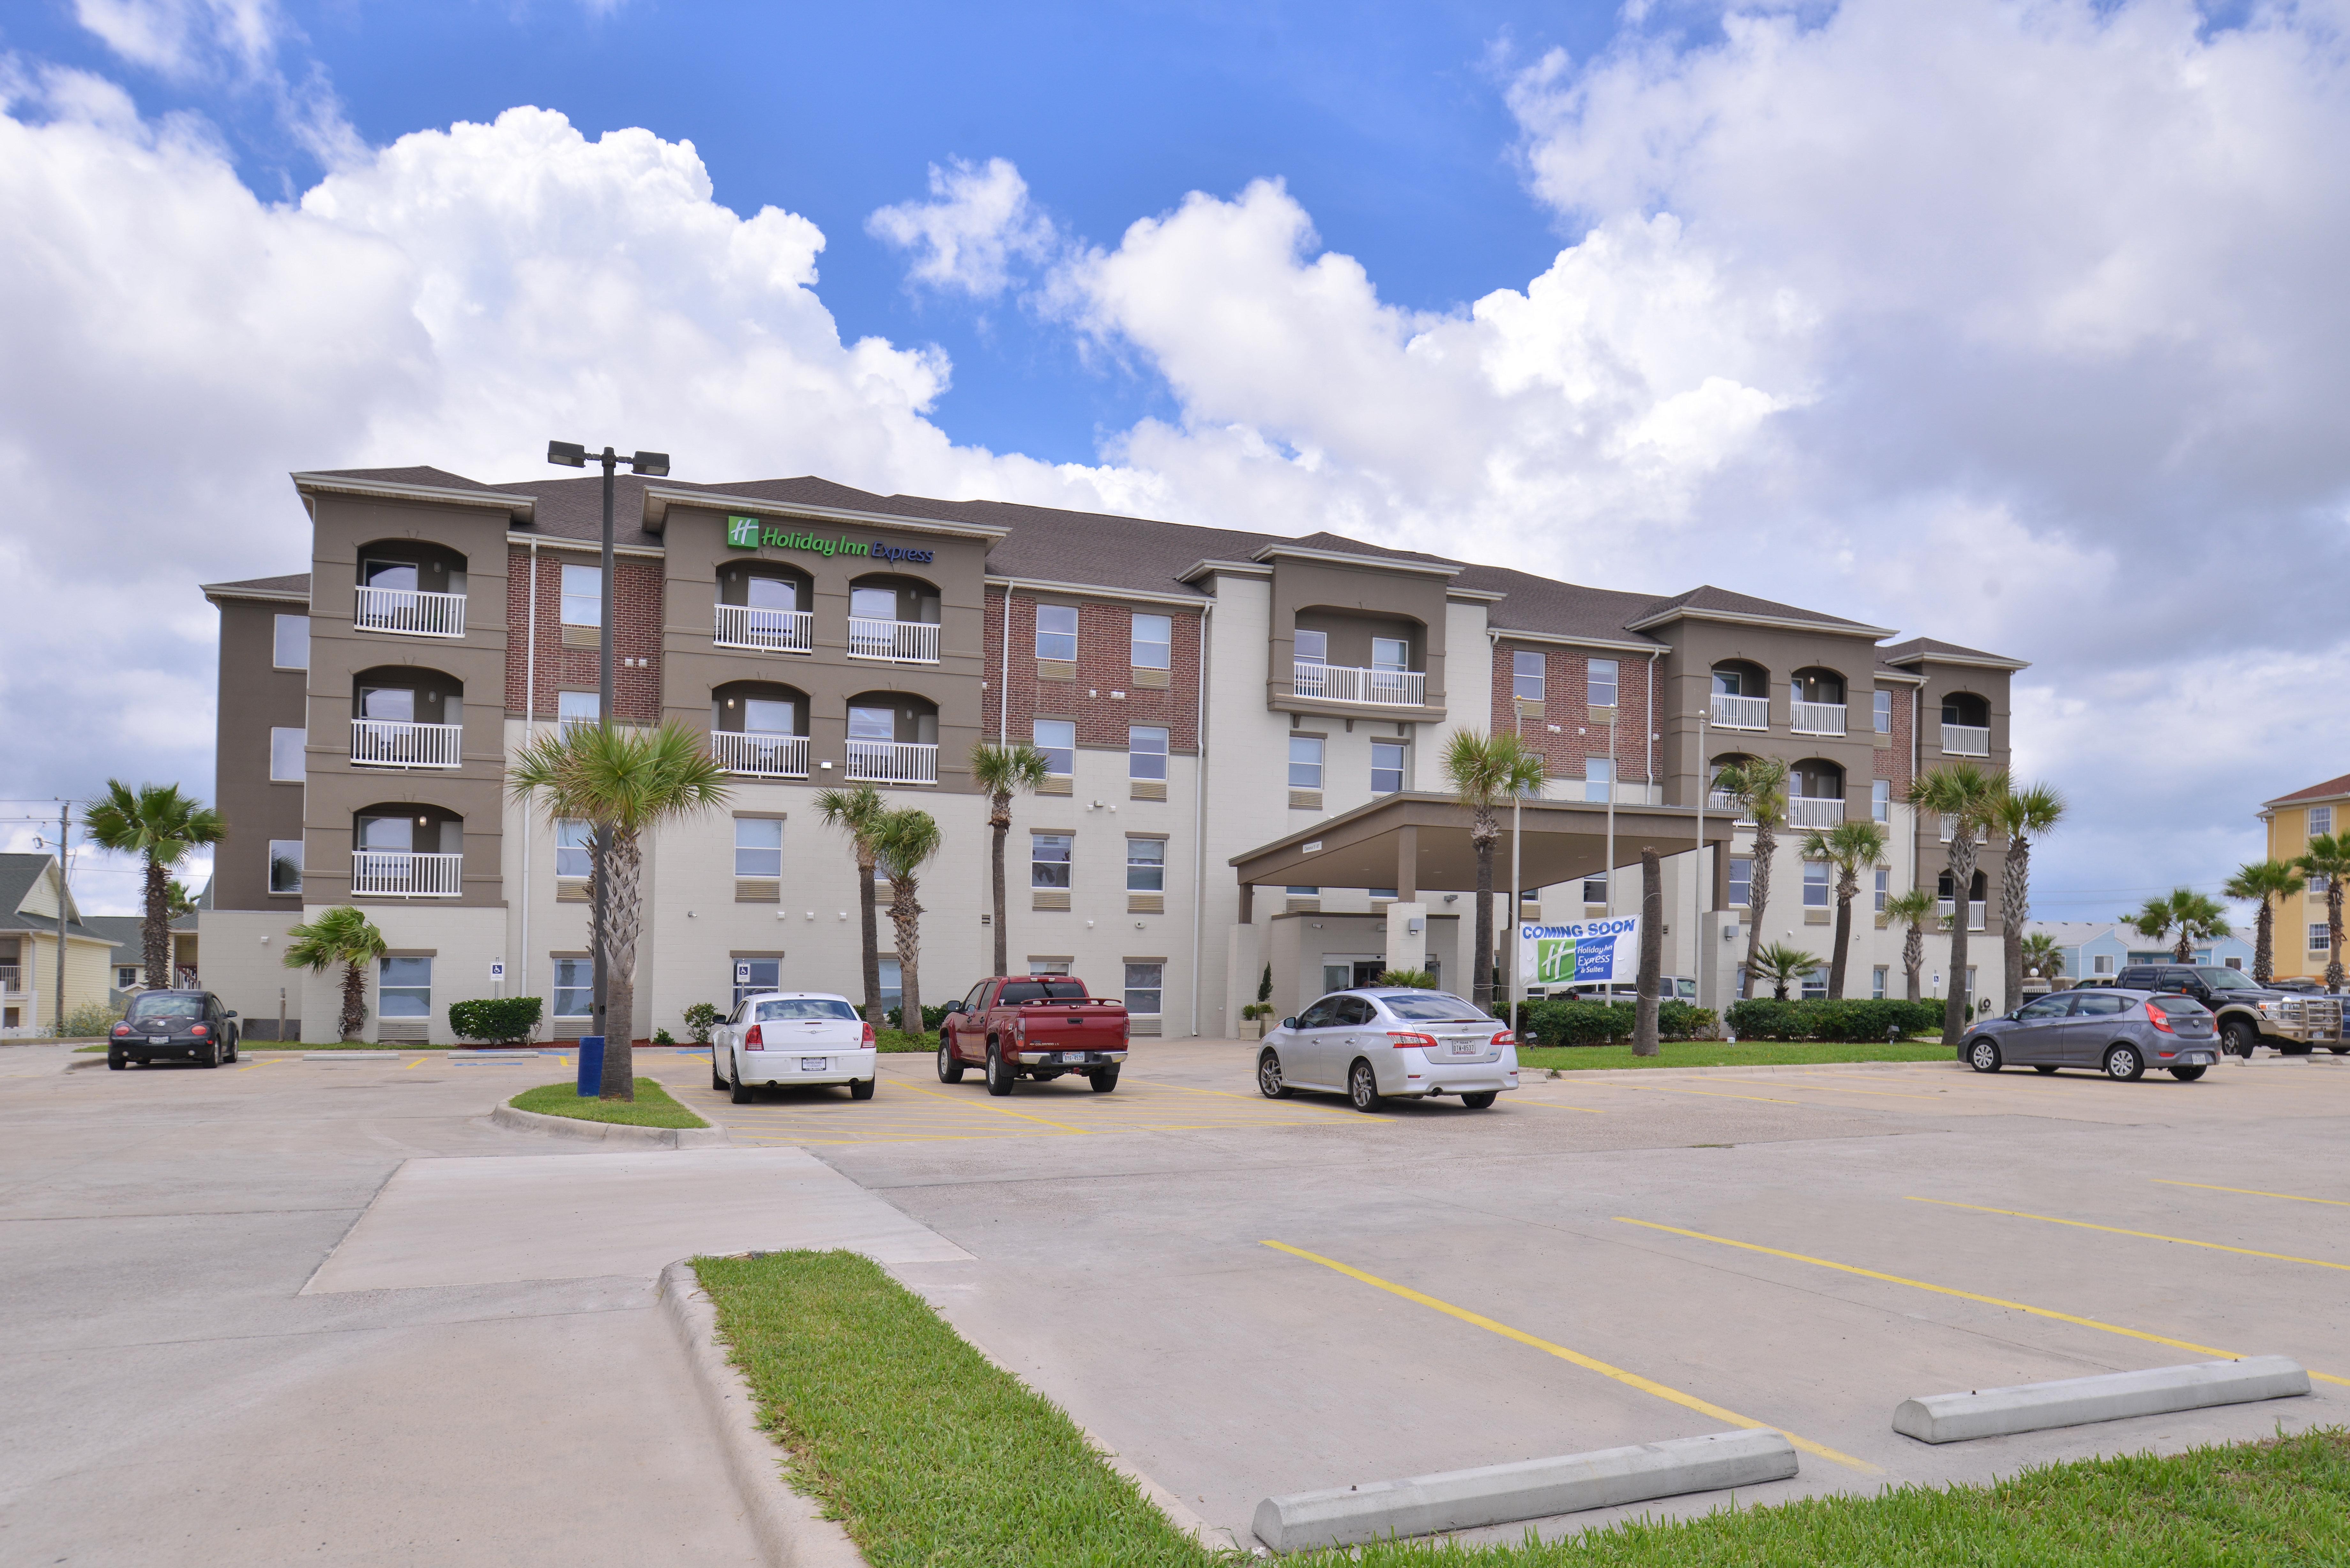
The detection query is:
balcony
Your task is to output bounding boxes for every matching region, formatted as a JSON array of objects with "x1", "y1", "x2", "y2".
[
  {"x1": 353, "y1": 586, "x2": 465, "y2": 638},
  {"x1": 847, "y1": 617, "x2": 940, "y2": 664},
  {"x1": 1791, "y1": 701, "x2": 1846, "y2": 736},
  {"x1": 0, "y1": 965, "x2": 20, "y2": 994},
  {"x1": 351, "y1": 850, "x2": 462, "y2": 898},
  {"x1": 714, "y1": 604, "x2": 814, "y2": 654},
  {"x1": 712, "y1": 730, "x2": 810, "y2": 780},
  {"x1": 845, "y1": 739, "x2": 938, "y2": 785},
  {"x1": 1937, "y1": 898, "x2": 1989, "y2": 931},
  {"x1": 350, "y1": 719, "x2": 462, "y2": 769},
  {"x1": 1941, "y1": 722, "x2": 1990, "y2": 757},
  {"x1": 1787, "y1": 795, "x2": 1845, "y2": 829},
  {"x1": 1293, "y1": 662, "x2": 1426, "y2": 707},
  {"x1": 1710, "y1": 693, "x2": 1769, "y2": 729}
]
